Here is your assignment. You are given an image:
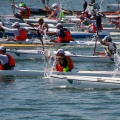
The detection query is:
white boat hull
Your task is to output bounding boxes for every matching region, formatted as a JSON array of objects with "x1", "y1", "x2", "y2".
[
  {"x1": 0, "y1": 70, "x2": 44, "y2": 77},
  {"x1": 50, "y1": 74, "x2": 120, "y2": 89},
  {"x1": 1, "y1": 39, "x2": 118, "y2": 48},
  {"x1": 106, "y1": 4, "x2": 120, "y2": 11},
  {"x1": 7, "y1": 49, "x2": 44, "y2": 60},
  {"x1": 0, "y1": 69, "x2": 119, "y2": 79},
  {"x1": 6, "y1": 49, "x2": 116, "y2": 63}
]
